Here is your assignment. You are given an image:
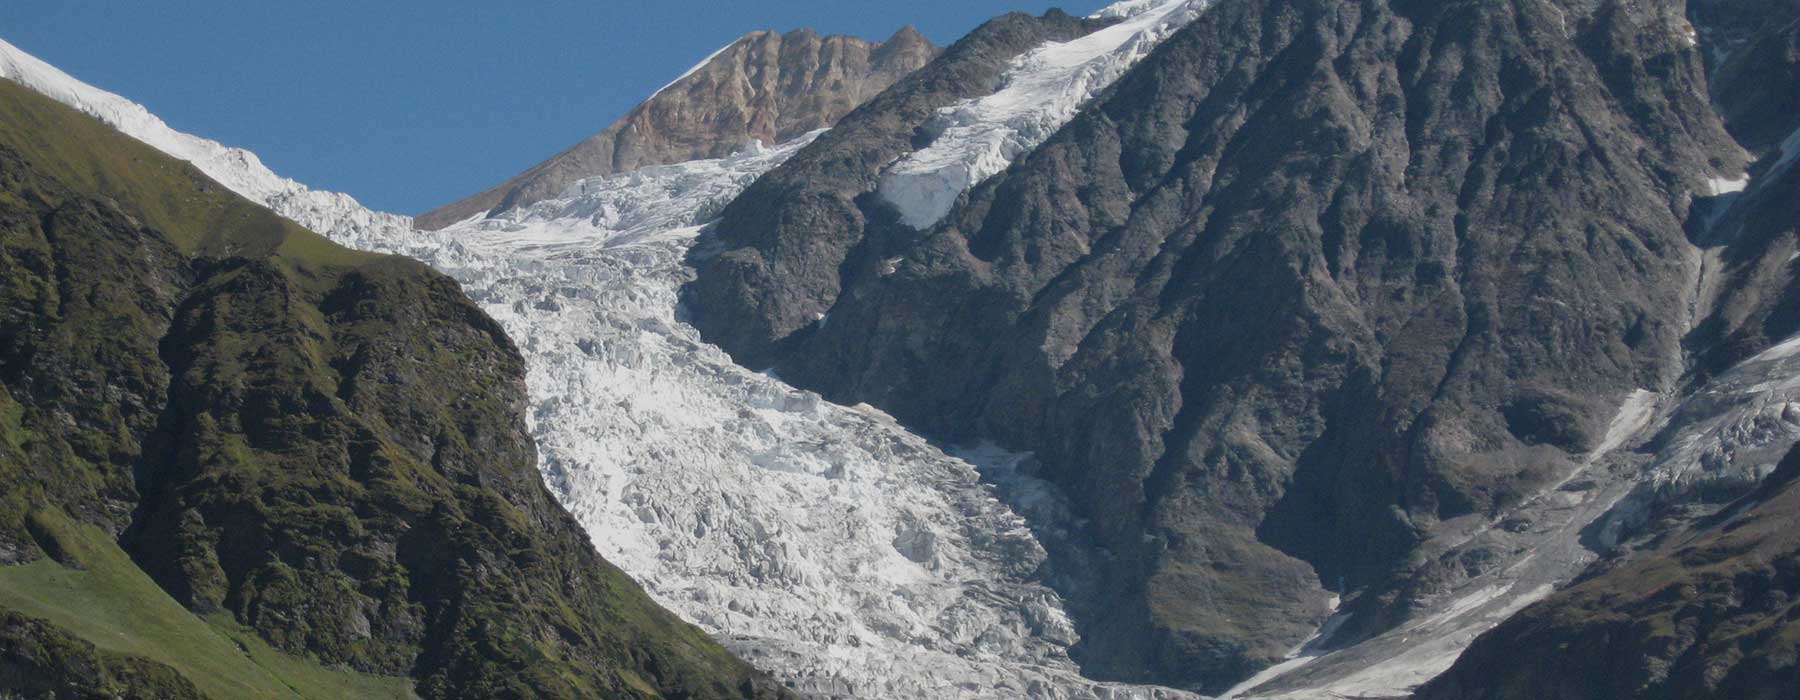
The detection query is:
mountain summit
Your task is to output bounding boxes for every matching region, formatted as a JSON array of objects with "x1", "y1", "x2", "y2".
[{"x1": 415, "y1": 26, "x2": 937, "y2": 230}]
